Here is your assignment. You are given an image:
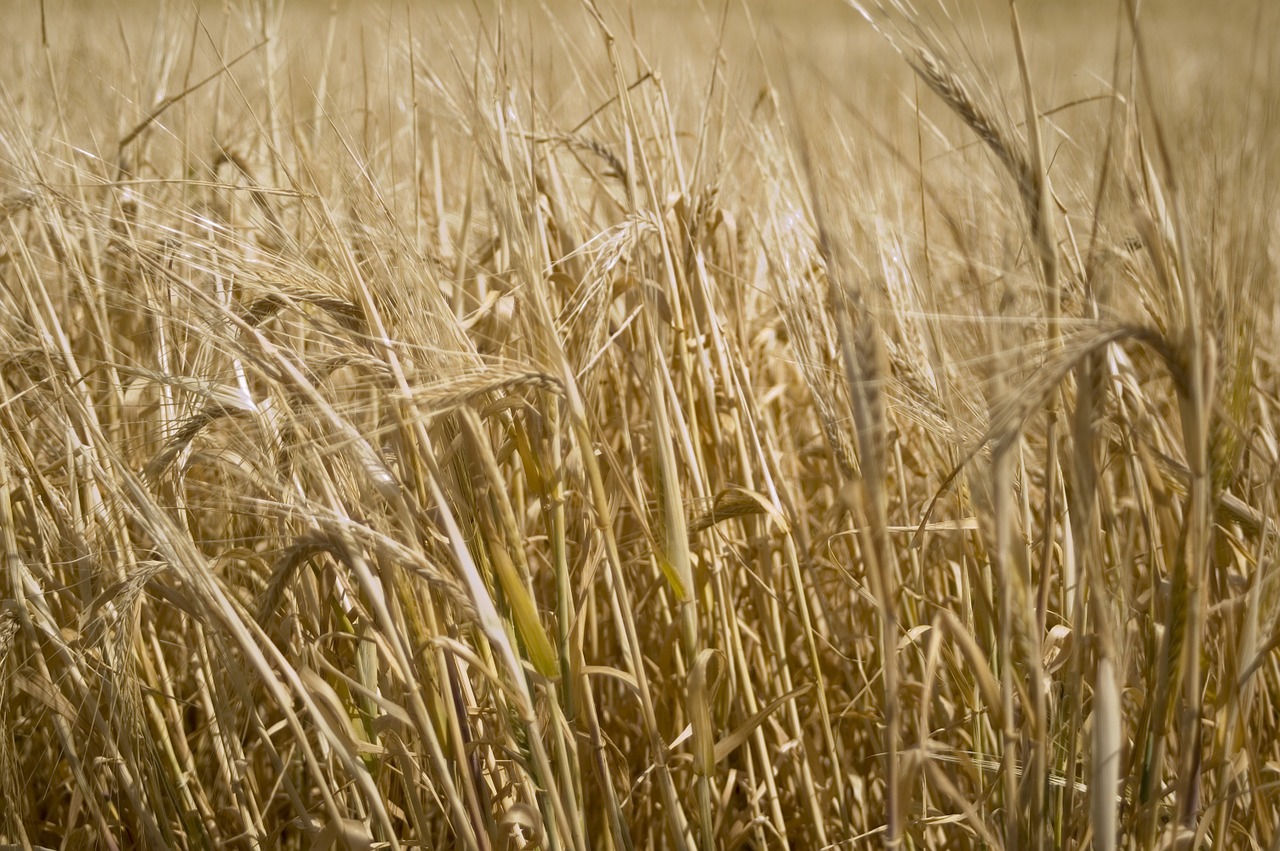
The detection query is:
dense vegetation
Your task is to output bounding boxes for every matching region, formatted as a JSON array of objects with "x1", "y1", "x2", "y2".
[{"x1": 1, "y1": 0, "x2": 1277, "y2": 847}]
